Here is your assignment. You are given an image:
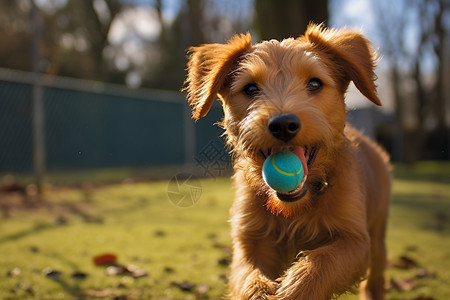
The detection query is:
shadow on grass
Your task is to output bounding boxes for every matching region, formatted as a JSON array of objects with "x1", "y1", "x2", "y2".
[
  {"x1": 391, "y1": 193, "x2": 450, "y2": 234},
  {"x1": 393, "y1": 161, "x2": 450, "y2": 184},
  {"x1": 0, "y1": 222, "x2": 55, "y2": 244},
  {"x1": 40, "y1": 252, "x2": 89, "y2": 300}
]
